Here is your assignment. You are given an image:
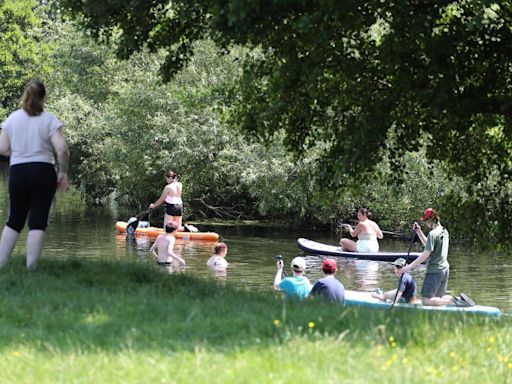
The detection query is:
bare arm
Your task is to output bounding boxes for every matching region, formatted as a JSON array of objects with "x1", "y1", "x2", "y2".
[
  {"x1": 170, "y1": 250, "x2": 186, "y2": 266},
  {"x1": 50, "y1": 129, "x2": 70, "y2": 192},
  {"x1": 401, "y1": 250, "x2": 431, "y2": 274},
  {"x1": 149, "y1": 241, "x2": 158, "y2": 258},
  {"x1": 413, "y1": 222, "x2": 427, "y2": 245},
  {"x1": 373, "y1": 221, "x2": 384, "y2": 239},
  {"x1": 150, "y1": 186, "x2": 169, "y2": 208},
  {"x1": 342, "y1": 223, "x2": 361, "y2": 238},
  {"x1": 273, "y1": 260, "x2": 284, "y2": 290},
  {"x1": 0, "y1": 130, "x2": 11, "y2": 157}
]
